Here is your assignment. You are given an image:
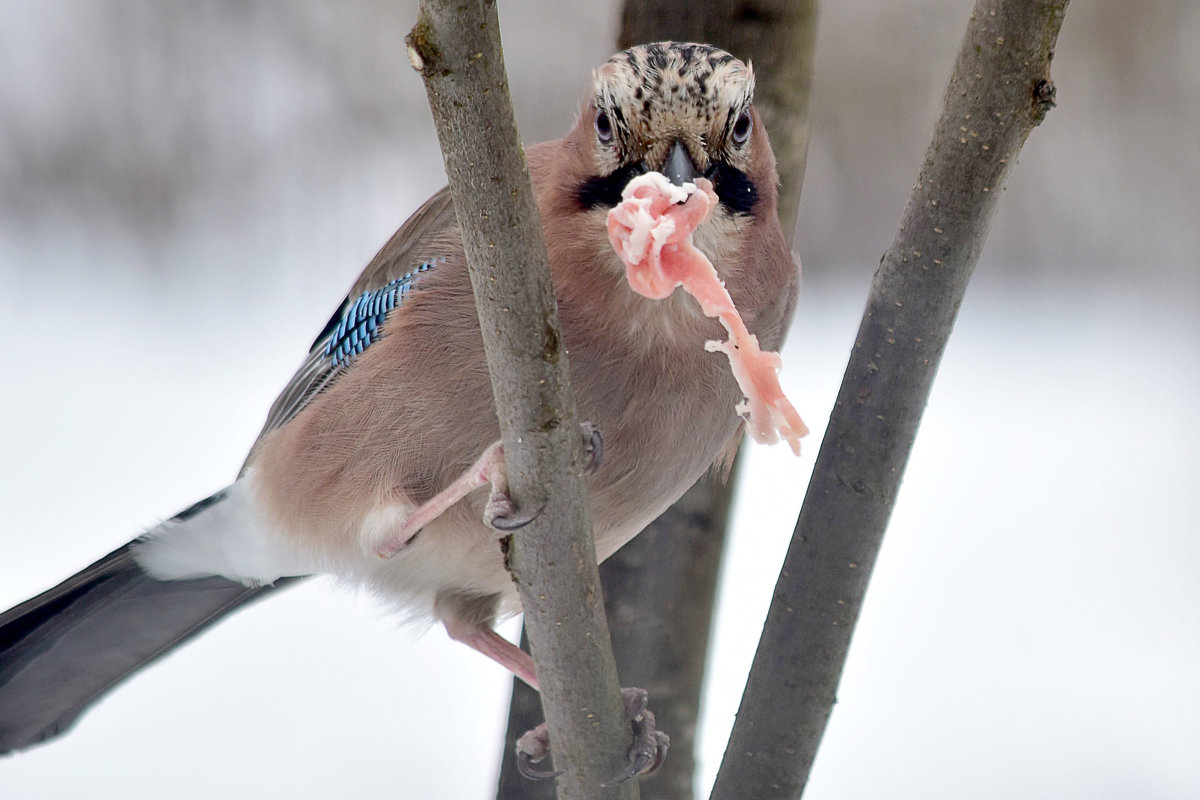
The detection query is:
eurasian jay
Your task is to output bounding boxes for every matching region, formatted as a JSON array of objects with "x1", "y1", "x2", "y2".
[{"x1": 0, "y1": 41, "x2": 798, "y2": 765}]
